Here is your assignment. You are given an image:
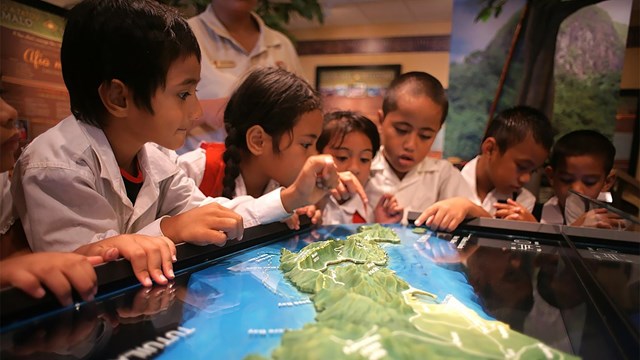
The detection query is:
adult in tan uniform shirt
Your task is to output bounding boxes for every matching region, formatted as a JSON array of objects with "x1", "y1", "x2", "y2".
[{"x1": 181, "y1": 0, "x2": 305, "y2": 153}]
